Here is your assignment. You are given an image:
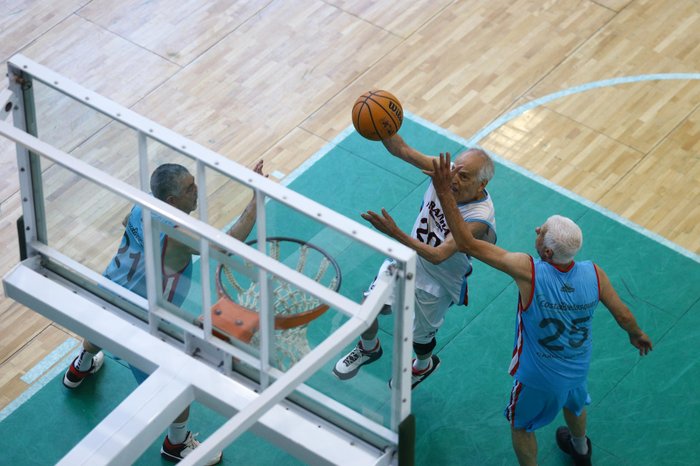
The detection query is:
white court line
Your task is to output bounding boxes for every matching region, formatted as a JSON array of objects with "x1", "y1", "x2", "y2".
[
  {"x1": 465, "y1": 73, "x2": 700, "y2": 145},
  {"x1": 20, "y1": 336, "x2": 80, "y2": 384},
  {"x1": 404, "y1": 73, "x2": 700, "y2": 264},
  {"x1": 6, "y1": 73, "x2": 699, "y2": 422},
  {"x1": 0, "y1": 346, "x2": 81, "y2": 422},
  {"x1": 407, "y1": 111, "x2": 700, "y2": 263},
  {"x1": 269, "y1": 170, "x2": 286, "y2": 180}
]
